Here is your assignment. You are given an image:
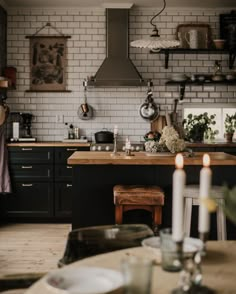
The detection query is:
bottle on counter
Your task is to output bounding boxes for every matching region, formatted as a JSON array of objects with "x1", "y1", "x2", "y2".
[
  {"x1": 68, "y1": 124, "x2": 75, "y2": 139},
  {"x1": 74, "y1": 127, "x2": 79, "y2": 139}
]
